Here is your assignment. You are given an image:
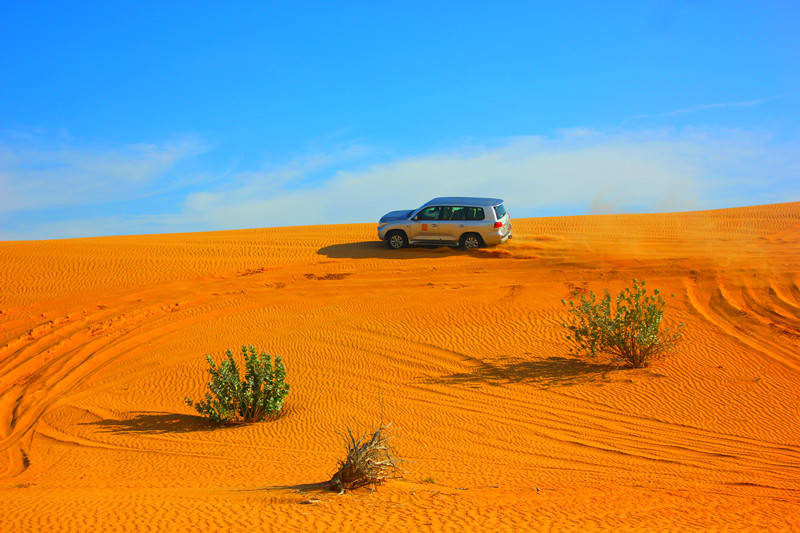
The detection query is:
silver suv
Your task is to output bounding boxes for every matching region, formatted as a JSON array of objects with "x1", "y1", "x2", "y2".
[{"x1": 378, "y1": 197, "x2": 512, "y2": 249}]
